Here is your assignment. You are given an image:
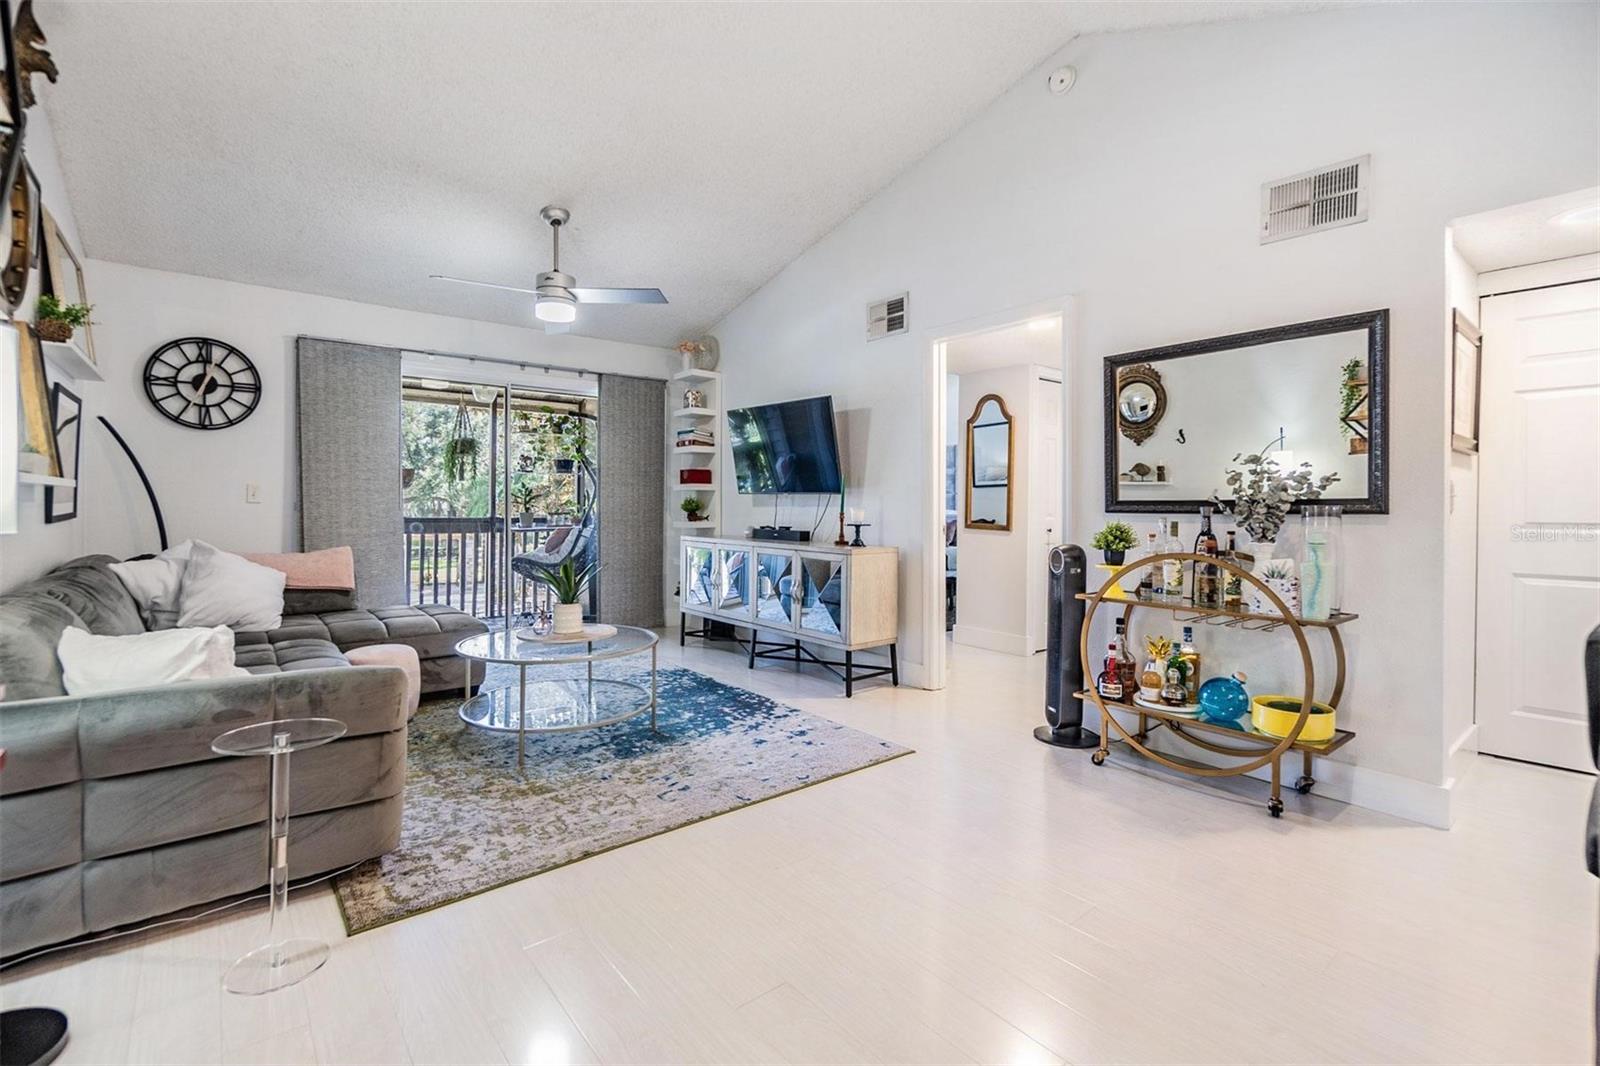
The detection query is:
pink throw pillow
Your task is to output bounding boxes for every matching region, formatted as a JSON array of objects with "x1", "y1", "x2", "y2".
[{"x1": 241, "y1": 546, "x2": 355, "y2": 590}]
